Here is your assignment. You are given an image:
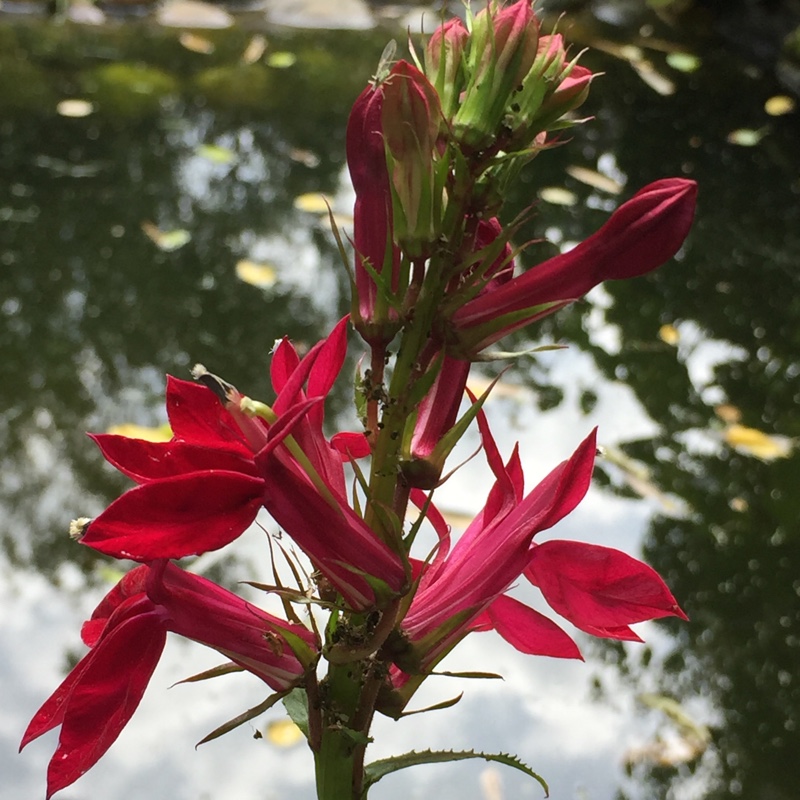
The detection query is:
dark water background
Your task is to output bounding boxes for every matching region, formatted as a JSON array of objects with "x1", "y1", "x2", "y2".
[{"x1": 2, "y1": 4, "x2": 799, "y2": 799}]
